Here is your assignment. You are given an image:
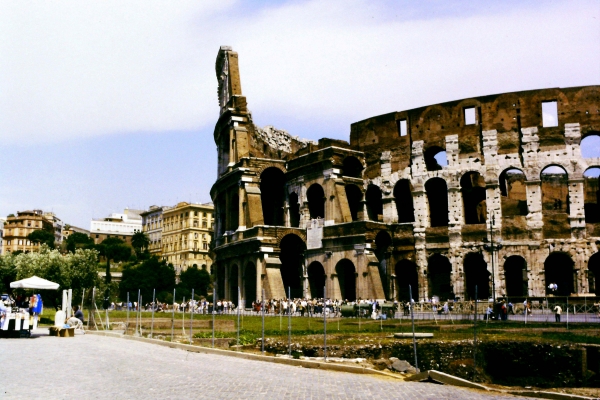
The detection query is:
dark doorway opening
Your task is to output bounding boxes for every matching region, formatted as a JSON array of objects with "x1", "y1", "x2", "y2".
[
  {"x1": 588, "y1": 253, "x2": 600, "y2": 295},
  {"x1": 500, "y1": 168, "x2": 528, "y2": 216},
  {"x1": 375, "y1": 230, "x2": 392, "y2": 299},
  {"x1": 366, "y1": 185, "x2": 383, "y2": 221},
  {"x1": 504, "y1": 256, "x2": 527, "y2": 297},
  {"x1": 260, "y1": 167, "x2": 285, "y2": 226},
  {"x1": 544, "y1": 252, "x2": 574, "y2": 296},
  {"x1": 428, "y1": 254, "x2": 453, "y2": 301},
  {"x1": 289, "y1": 192, "x2": 300, "y2": 228},
  {"x1": 395, "y1": 259, "x2": 418, "y2": 301},
  {"x1": 345, "y1": 184, "x2": 362, "y2": 221},
  {"x1": 307, "y1": 262, "x2": 326, "y2": 298},
  {"x1": 342, "y1": 156, "x2": 363, "y2": 178},
  {"x1": 464, "y1": 252, "x2": 490, "y2": 300},
  {"x1": 336, "y1": 259, "x2": 356, "y2": 301},
  {"x1": 394, "y1": 179, "x2": 415, "y2": 223},
  {"x1": 307, "y1": 184, "x2": 325, "y2": 219},
  {"x1": 461, "y1": 172, "x2": 487, "y2": 224},
  {"x1": 426, "y1": 178, "x2": 449, "y2": 227},
  {"x1": 584, "y1": 168, "x2": 600, "y2": 223},
  {"x1": 279, "y1": 234, "x2": 306, "y2": 299}
]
